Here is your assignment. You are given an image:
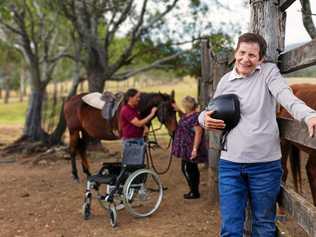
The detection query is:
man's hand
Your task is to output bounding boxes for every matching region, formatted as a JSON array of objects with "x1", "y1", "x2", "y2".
[
  {"x1": 204, "y1": 111, "x2": 225, "y2": 130},
  {"x1": 307, "y1": 116, "x2": 316, "y2": 137},
  {"x1": 150, "y1": 107, "x2": 158, "y2": 115}
]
